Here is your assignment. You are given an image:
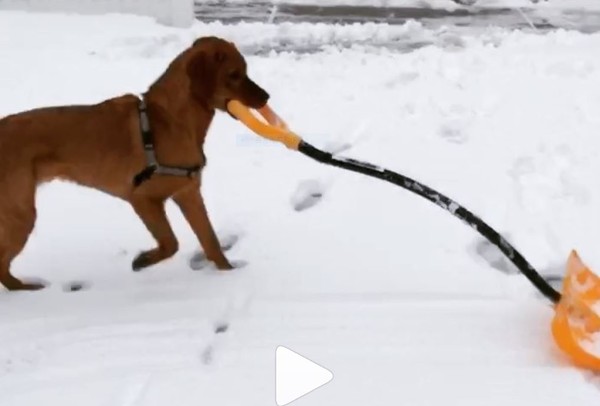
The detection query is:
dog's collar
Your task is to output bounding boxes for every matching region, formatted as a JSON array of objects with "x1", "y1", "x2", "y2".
[{"x1": 132, "y1": 96, "x2": 202, "y2": 187}]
